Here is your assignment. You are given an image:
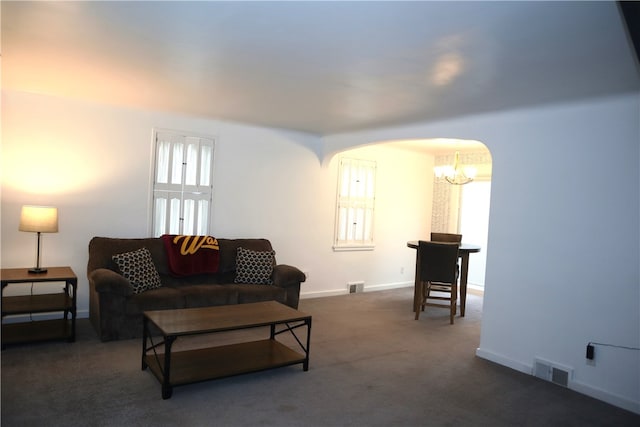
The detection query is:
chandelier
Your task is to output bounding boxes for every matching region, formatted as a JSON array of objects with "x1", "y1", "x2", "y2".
[{"x1": 434, "y1": 151, "x2": 477, "y2": 185}]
